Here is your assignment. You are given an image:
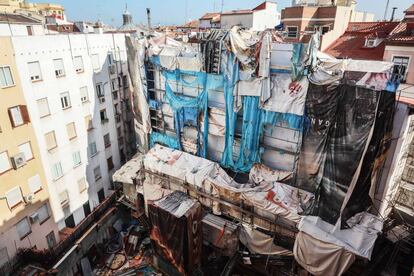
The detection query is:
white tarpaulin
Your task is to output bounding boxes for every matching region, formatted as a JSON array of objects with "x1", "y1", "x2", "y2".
[
  {"x1": 298, "y1": 212, "x2": 383, "y2": 259},
  {"x1": 240, "y1": 224, "x2": 293, "y2": 256},
  {"x1": 261, "y1": 74, "x2": 309, "y2": 116},
  {"x1": 294, "y1": 231, "x2": 355, "y2": 276}
]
